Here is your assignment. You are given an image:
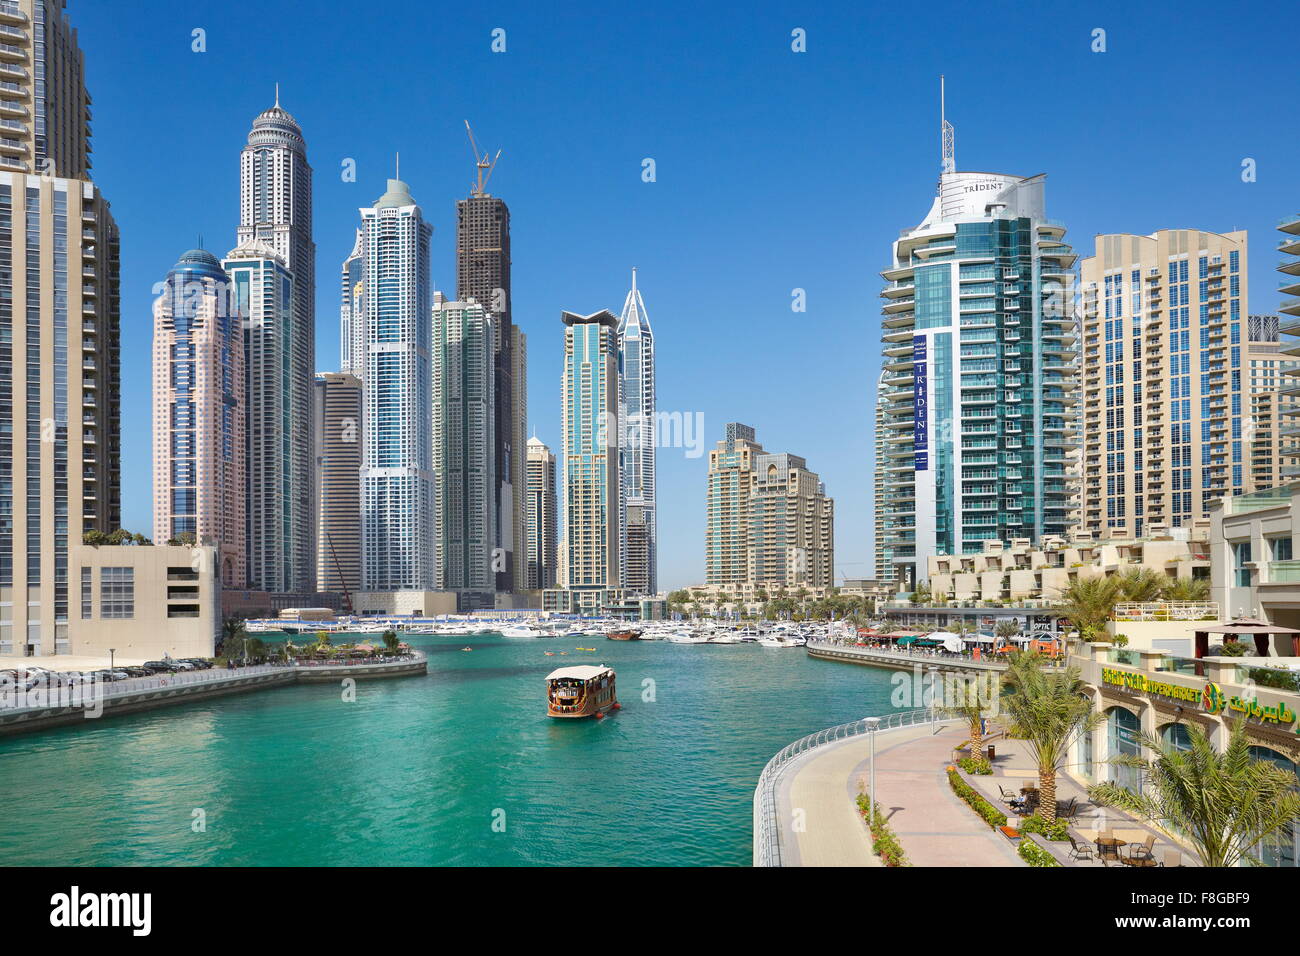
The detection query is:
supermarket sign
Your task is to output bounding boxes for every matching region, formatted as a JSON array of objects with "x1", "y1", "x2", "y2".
[
  {"x1": 1102, "y1": 668, "x2": 1298, "y2": 729},
  {"x1": 1100, "y1": 668, "x2": 1201, "y2": 705}
]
